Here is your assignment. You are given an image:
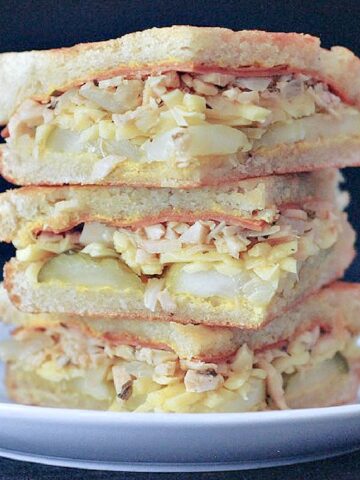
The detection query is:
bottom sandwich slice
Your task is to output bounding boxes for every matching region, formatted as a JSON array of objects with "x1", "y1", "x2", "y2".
[{"x1": 1, "y1": 282, "x2": 360, "y2": 413}]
